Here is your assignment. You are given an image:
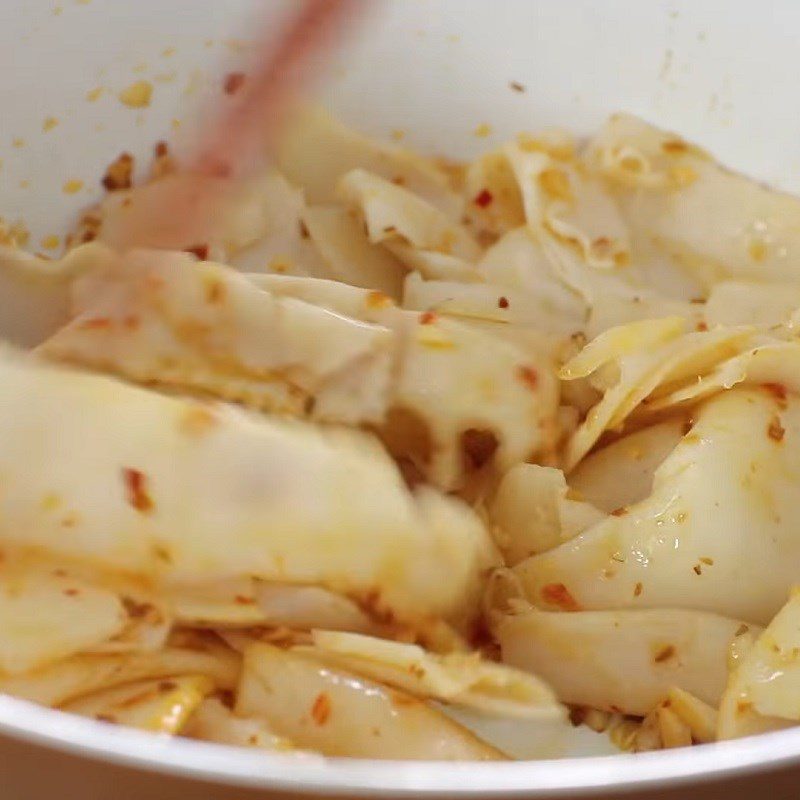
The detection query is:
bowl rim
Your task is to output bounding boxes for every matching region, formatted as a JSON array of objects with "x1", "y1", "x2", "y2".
[{"x1": 1, "y1": 694, "x2": 798, "y2": 796}]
